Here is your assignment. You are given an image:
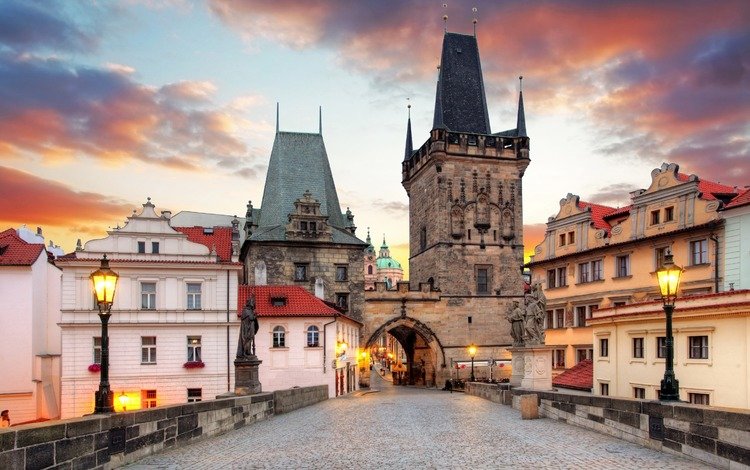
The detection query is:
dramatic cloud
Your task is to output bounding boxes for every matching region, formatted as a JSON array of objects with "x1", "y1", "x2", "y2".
[
  {"x1": 0, "y1": 1, "x2": 98, "y2": 53},
  {"x1": 210, "y1": 0, "x2": 750, "y2": 184},
  {"x1": 586, "y1": 183, "x2": 637, "y2": 208}
]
